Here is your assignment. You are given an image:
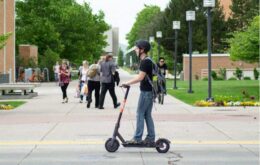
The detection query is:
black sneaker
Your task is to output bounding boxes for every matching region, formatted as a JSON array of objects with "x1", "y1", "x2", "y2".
[
  {"x1": 142, "y1": 138, "x2": 155, "y2": 146},
  {"x1": 114, "y1": 103, "x2": 121, "y2": 109}
]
